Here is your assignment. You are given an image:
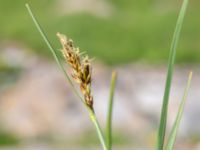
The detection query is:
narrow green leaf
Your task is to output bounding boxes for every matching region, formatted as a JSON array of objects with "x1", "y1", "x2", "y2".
[
  {"x1": 25, "y1": 3, "x2": 84, "y2": 103},
  {"x1": 157, "y1": 0, "x2": 189, "y2": 150},
  {"x1": 106, "y1": 71, "x2": 117, "y2": 150},
  {"x1": 166, "y1": 72, "x2": 192, "y2": 150}
]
